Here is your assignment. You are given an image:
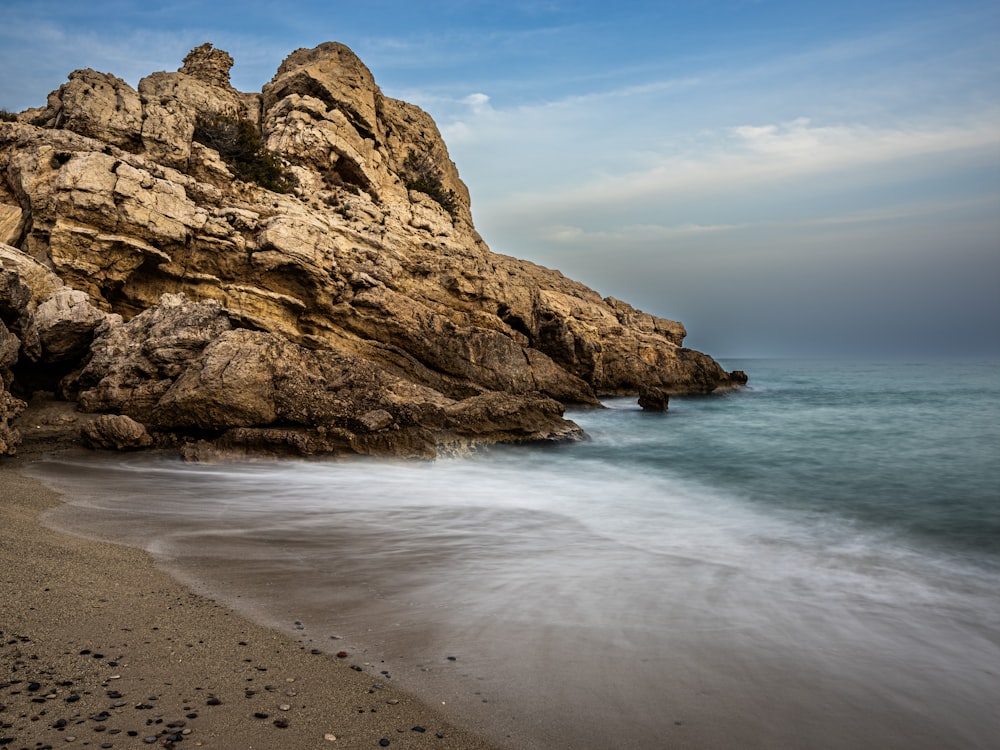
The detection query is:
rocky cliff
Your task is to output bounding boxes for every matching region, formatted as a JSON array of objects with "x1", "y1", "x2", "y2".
[{"x1": 0, "y1": 43, "x2": 746, "y2": 458}]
